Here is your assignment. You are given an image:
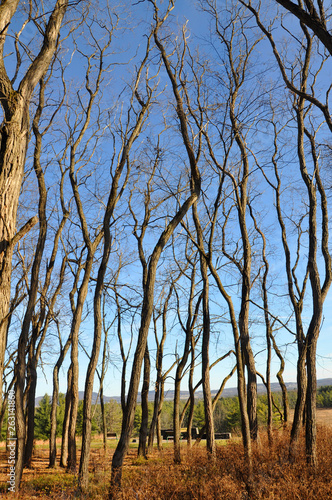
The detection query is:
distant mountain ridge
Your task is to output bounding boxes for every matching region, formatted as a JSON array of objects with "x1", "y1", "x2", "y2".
[{"x1": 35, "y1": 378, "x2": 332, "y2": 406}]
